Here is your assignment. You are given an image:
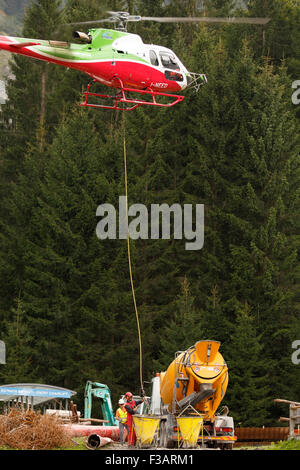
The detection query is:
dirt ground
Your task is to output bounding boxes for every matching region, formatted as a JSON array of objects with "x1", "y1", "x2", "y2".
[{"x1": 89, "y1": 440, "x2": 222, "y2": 451}]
